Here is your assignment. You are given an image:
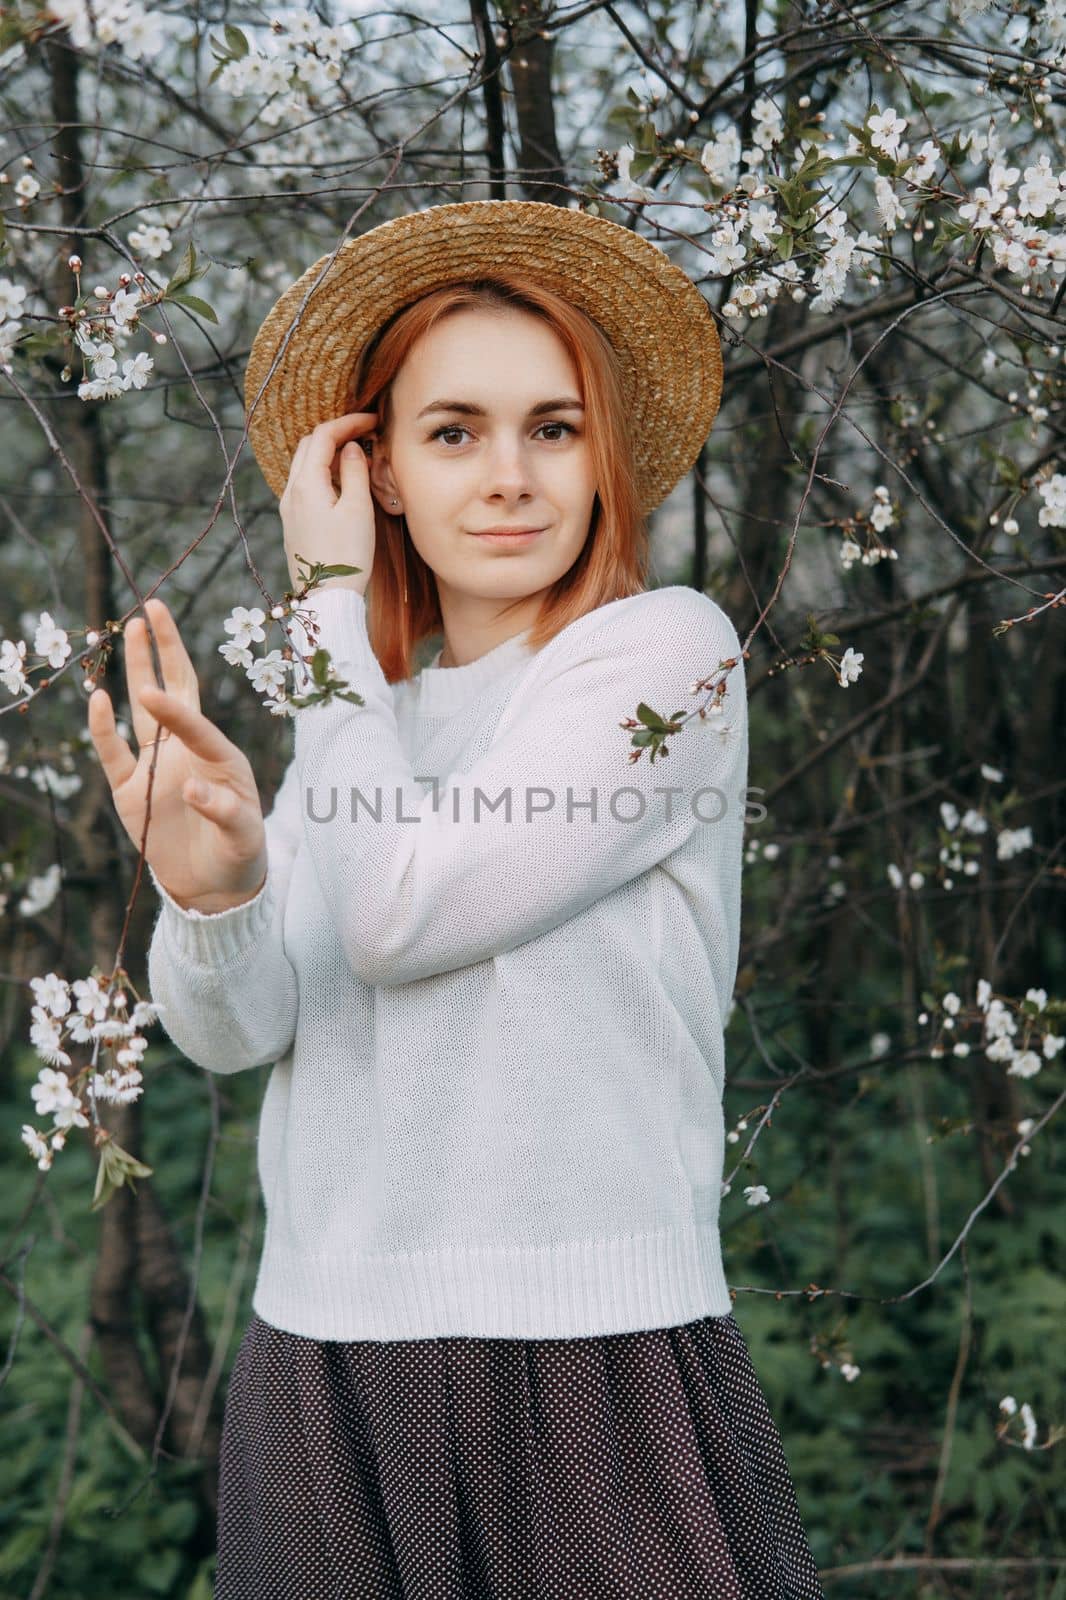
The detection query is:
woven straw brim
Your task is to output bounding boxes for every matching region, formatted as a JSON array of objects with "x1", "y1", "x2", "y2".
[{"x1": 243, "y1": 199, "x2": 723, "y2": 518}]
